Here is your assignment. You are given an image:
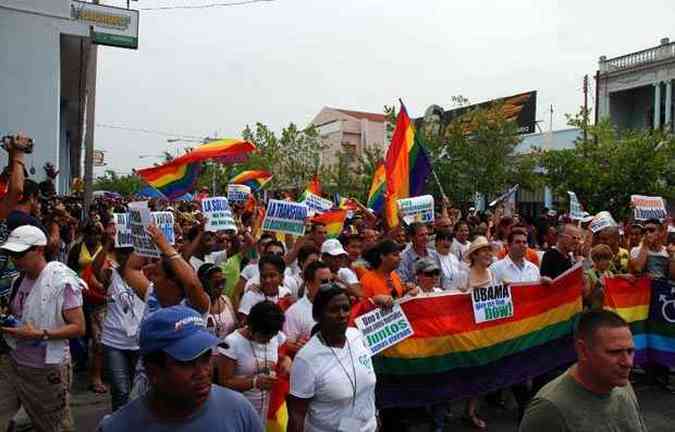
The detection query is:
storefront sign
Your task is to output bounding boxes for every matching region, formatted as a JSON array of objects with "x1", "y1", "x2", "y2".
[{"x1": 71, "y1": 1, "x2": 139, "y2": 49}]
